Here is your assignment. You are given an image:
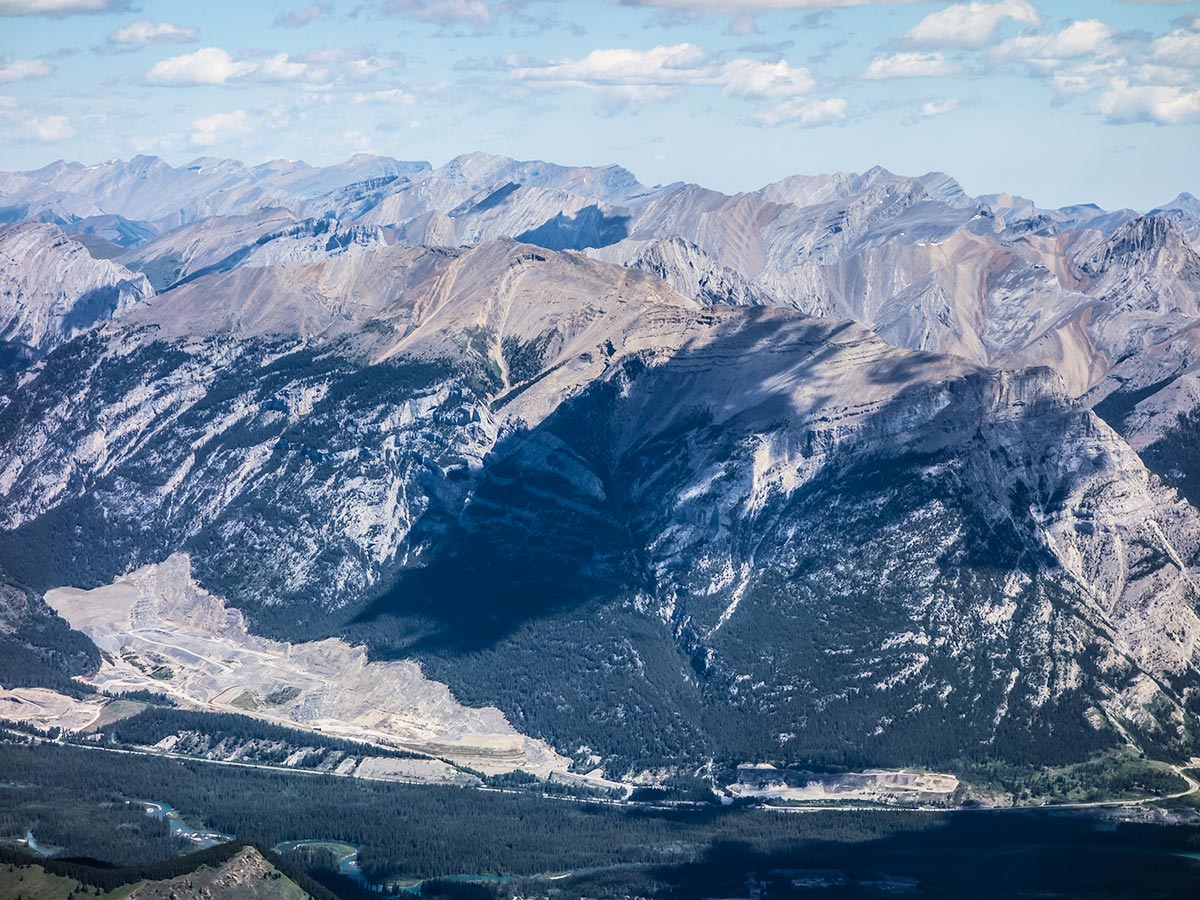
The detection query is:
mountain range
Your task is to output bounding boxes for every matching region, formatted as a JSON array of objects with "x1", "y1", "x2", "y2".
[{"x1": 2, "y1": 152, "x2": 1199, "y2": 778}]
